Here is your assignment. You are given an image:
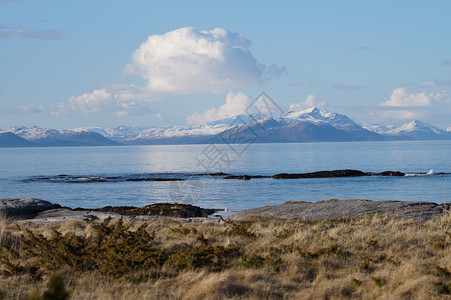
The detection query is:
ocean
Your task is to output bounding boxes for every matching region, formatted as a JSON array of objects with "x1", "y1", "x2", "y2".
[{"x1": 0, "y1": 140, "x2": 450, "y2": 213}]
